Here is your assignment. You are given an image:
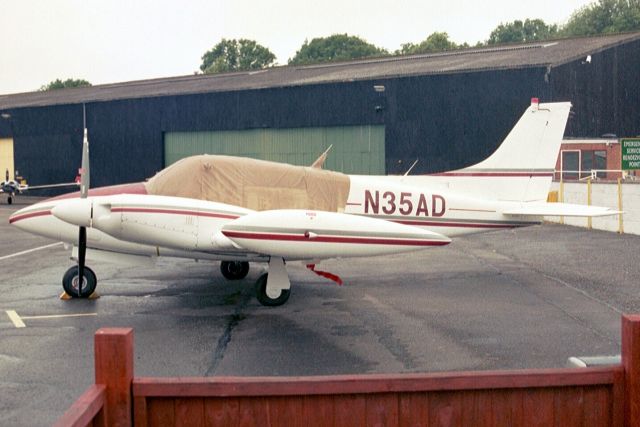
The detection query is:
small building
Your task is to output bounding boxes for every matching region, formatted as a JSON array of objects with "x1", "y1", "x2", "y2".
[
  {"x1": 555, "y1": 139, "x2": 639, "y2": 181},
  {"x1": 1, "y1": 32, "x2": 639, "y2": 190}
]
